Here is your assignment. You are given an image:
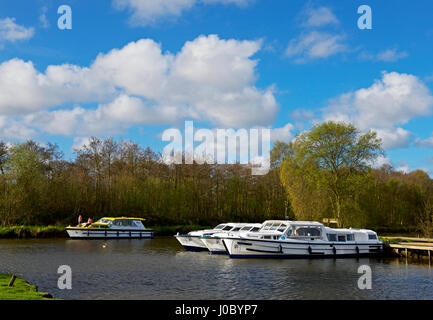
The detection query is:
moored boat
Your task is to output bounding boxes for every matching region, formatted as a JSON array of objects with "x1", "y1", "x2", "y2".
[
  {"x1": 174, "y1": 223, "x2": 254, "y2": 252},
  {"x1": 66, "y1": 217, "x2": 154, "y2": 239},
  {"x1": 201, "y1": 223, "x2": 262, "y2": 254},
  {"x1": 222, "y1": 220, "x2": 383, "y2": 258}
]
